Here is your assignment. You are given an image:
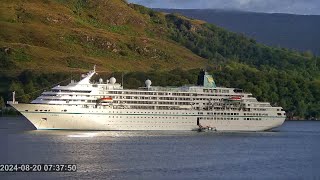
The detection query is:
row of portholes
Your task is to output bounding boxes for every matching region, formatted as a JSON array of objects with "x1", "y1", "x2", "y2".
[
  {"x1": 215, "y1": 117, "x2": 240, "y2": 120},
  {"x1": 107, "y1": 121, "x2": 193, "y2": 124},
  {"x1": 108, "y1": 111, "x2": 194, "y2": 115},
  {"x1": 106, "y1": 125, "x2": 187, "y2": 128},
  {"x1": 244, "y1": 113, "x2": 267, "y2": 116},
  {"x1": 244, "y1": 118, "x2": 262, "y2": 120},
  {"x1": 215, "y1": 112, "x2": 240, "y2": 116},
  {"x1": 33, "y1": 109, "x2": 51, "y2": 112},
  {"x1": 108, "y1": 116, "x2": 189, "y2": 120}
]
